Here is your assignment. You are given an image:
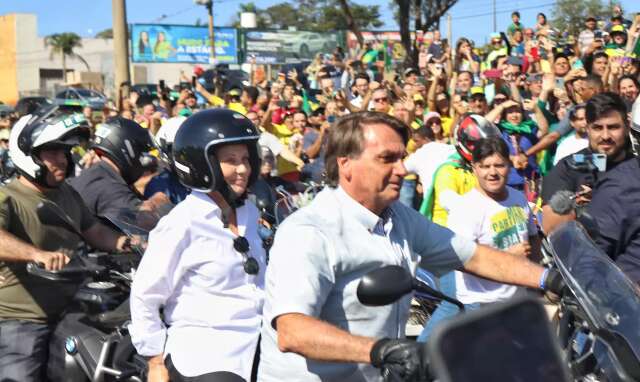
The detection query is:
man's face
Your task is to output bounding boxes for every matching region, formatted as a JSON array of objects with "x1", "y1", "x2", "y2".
[
  {"x1": 372, "y1": 89, "x2": 390, "y2": 113},
  {"x1": 469, "y1": 95, "x2": 487, "y2": 114},
  {"x1": 592, "y1": 56, "x2": 608, "y2": 76},
  {"x1": 574, "y1": 79, "x2": 598, "y2": 101},
  {"x1": 512, "y1": 14, "x2": 520, "y2": 23},
  {"x1": 528, "y1": 79, "x2": 543, "y2": 96},
  {"x1": 339, "y1": 123, "x2": 407, "y2": 212},
  {"x1": 412, "y1": 132, "x2": 428, "y2": 149},
  {"x1": 283, "y1": 85, "x2": 295, "y2": 100},
  {"x1": 321, "y1": 78, "x2": 334, "y2": 95},
  {"x1": 355, "y1": 78, "x2": 369, "y2": 96},
  {"x1": 570, "y1": 108, "x2": 587, "y2": 135},
  {"x1": 587, "y1": 110, "x2": 628, "y2": 160},
  {"x1": 39, "y1": 148, "x2": 68, "y2": 187},
  {"x1": 586, "y1": 20, "x2": 596, "y2": 30},
  {"x1": 293, "y1": 113, "x2": 307, "y2": 132},
  {"x1": 392, "y1": 102, "x2": 409, "y2": 122},
  {"x1": 473, "y1": 153, "x2": 510, "y2": 197}
]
